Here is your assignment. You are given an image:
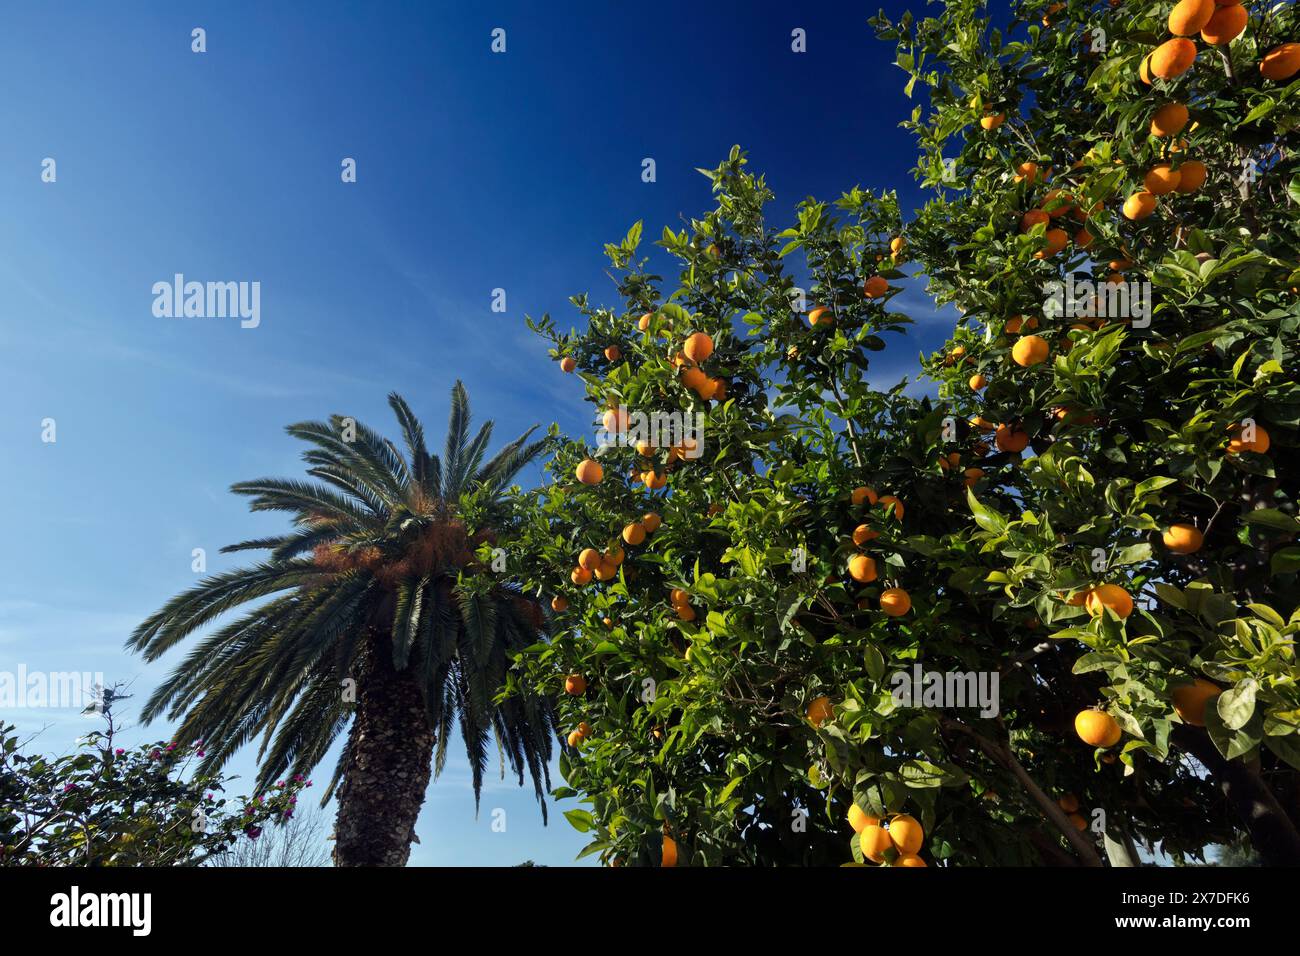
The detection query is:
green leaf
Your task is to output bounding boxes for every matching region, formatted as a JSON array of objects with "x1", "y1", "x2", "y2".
[{"x1": 1217, "y1": 680, "x2": 1257, "y2": 731}]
